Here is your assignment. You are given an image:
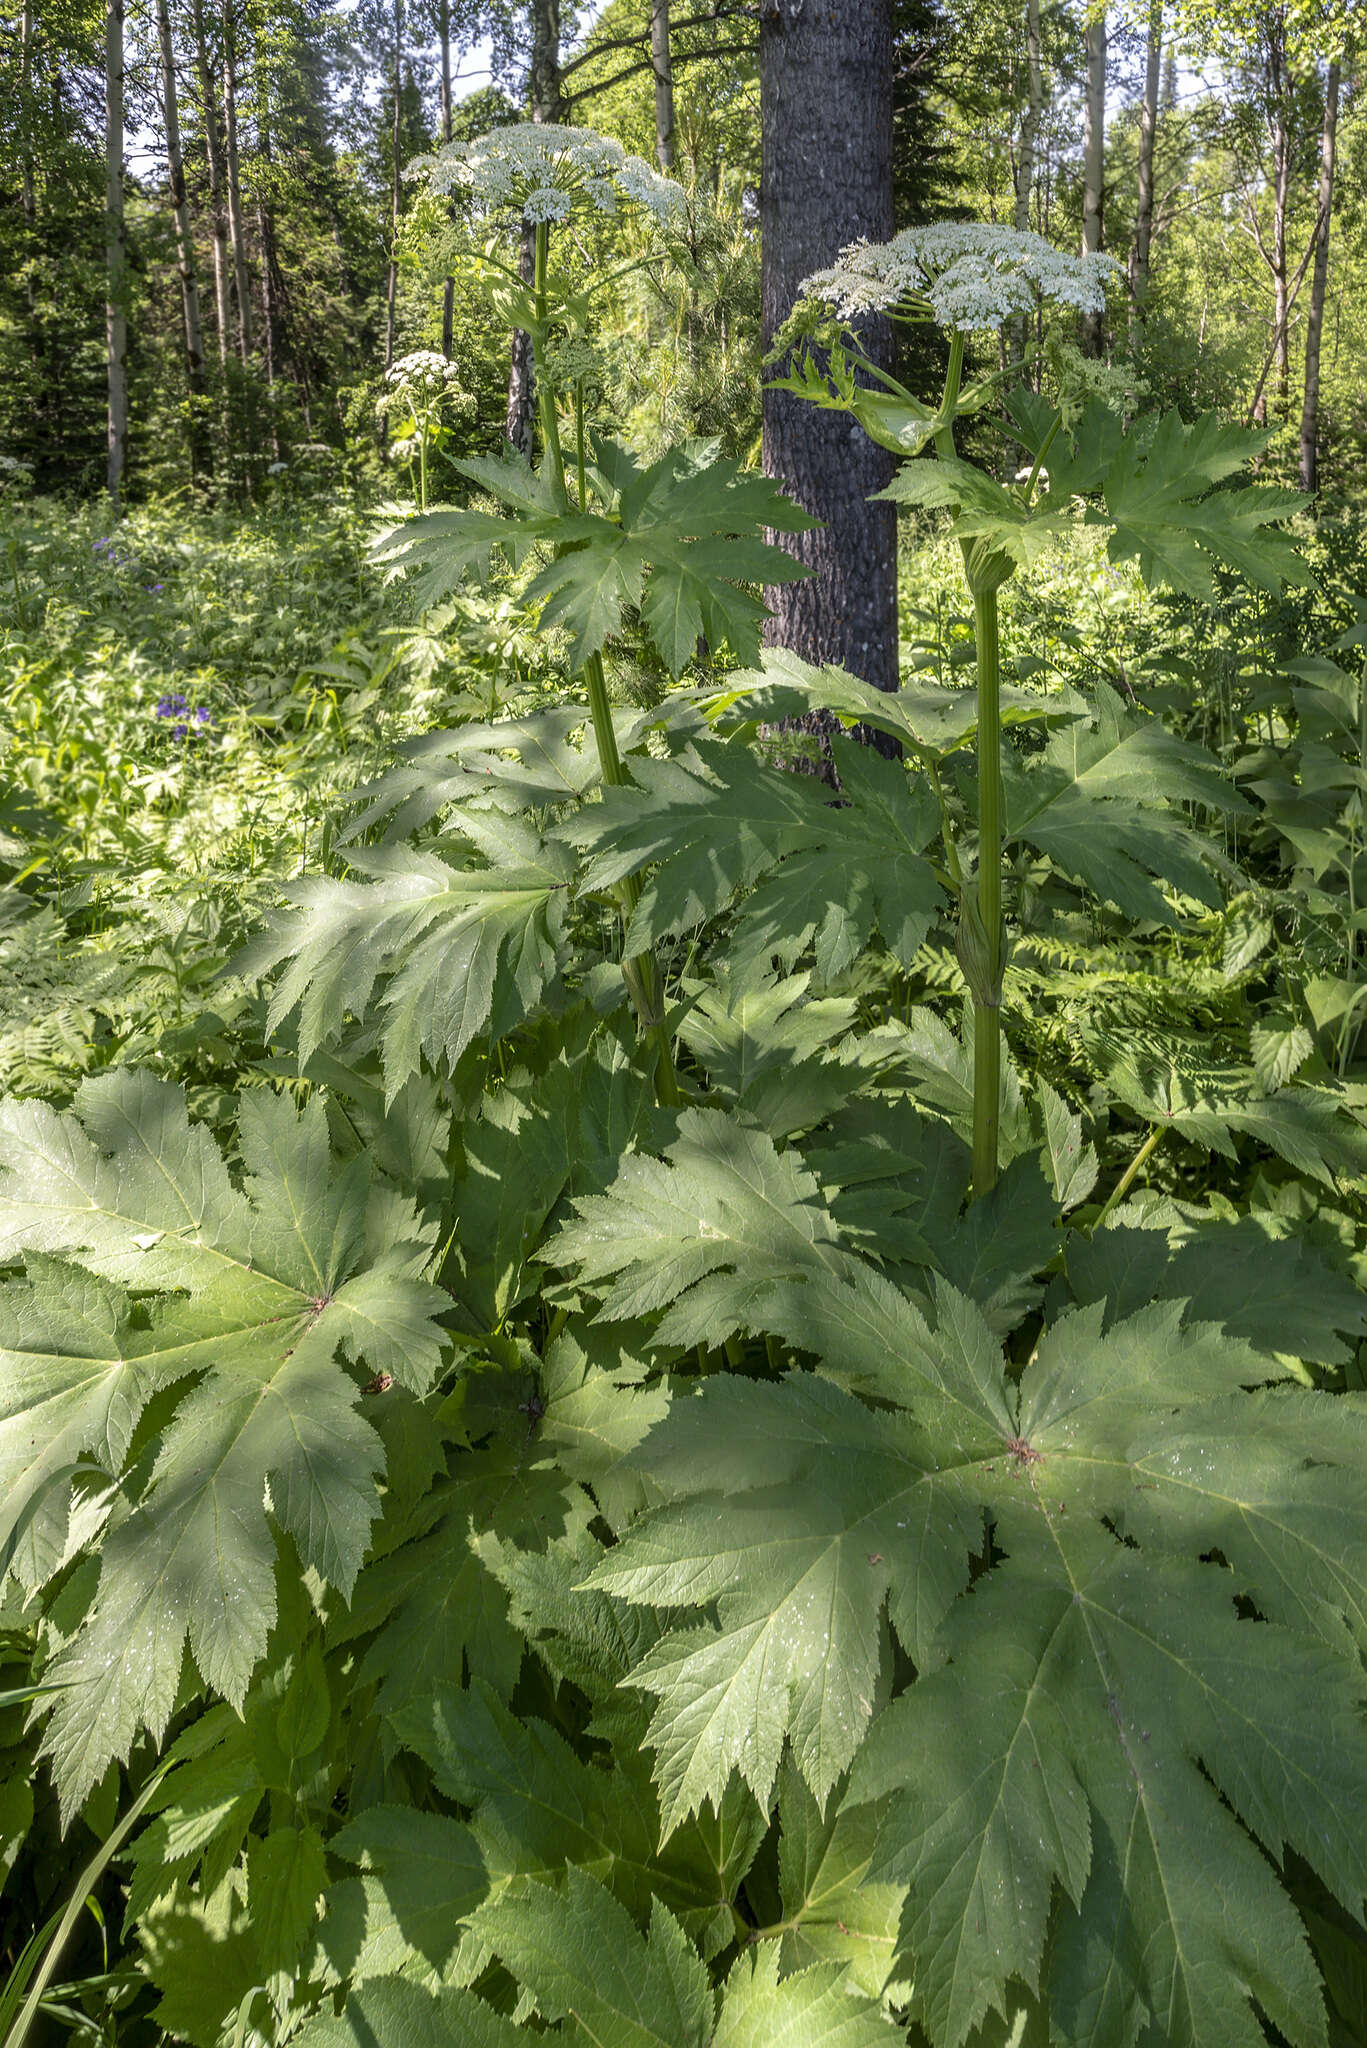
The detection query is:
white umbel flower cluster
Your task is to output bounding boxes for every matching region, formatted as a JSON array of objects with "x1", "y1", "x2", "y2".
[
  {"x1": 801, "y1": 223, "x2": 1116, "y2": 333},
  {"x1": 386, "y1": 350, "x2": 458, "y2": 393},
  {"x1": 408, "y1": 123, "x2": 686, "y2": 227}
]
